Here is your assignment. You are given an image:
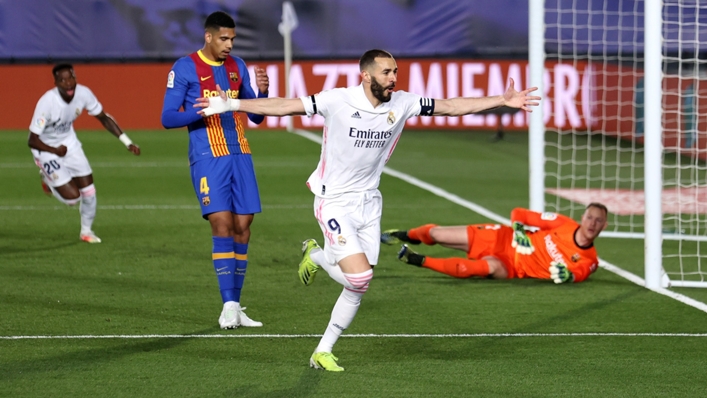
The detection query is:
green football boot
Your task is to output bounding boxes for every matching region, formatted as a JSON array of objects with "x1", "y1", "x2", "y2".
[
  {"x1": 310, "y1": 352, "x2": 344, "y2": 372},
  {"x1": 299, "y1": 239, "x2": 321, "y2": 286}
]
